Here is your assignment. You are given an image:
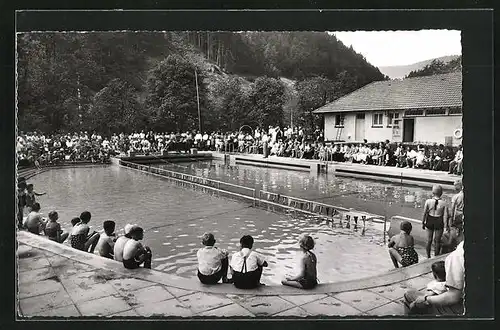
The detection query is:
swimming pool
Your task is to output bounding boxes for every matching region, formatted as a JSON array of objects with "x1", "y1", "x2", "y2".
[
  {"x1": 30, "y1": 165, "x2": 406, "y2": 285},
  {"x1": 153, "y1": 159, "x2": 452, "y2": 221}
]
